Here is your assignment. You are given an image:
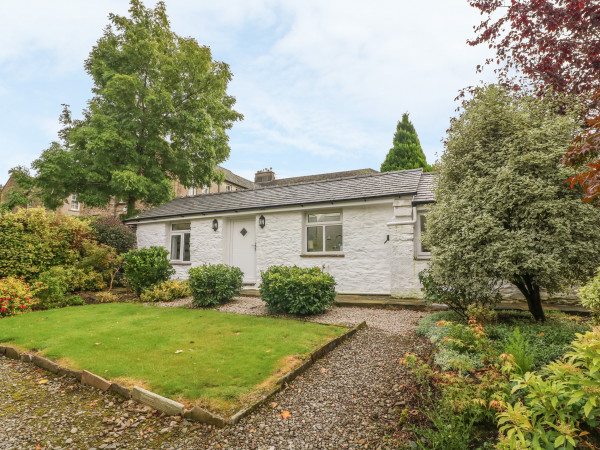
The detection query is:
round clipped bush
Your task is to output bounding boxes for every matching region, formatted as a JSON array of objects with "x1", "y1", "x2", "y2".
[
  {"x1": 122, "y1": 247, "x2": 175, "y2": 295},
  {"x1": 259, "y1": 265, "x2": 336, "y2": 315},
  {"x1": 140, "y1": 279, "x2": 191, "y2": 303},
  {"x1": 188, "y1": 264, "x2": 243, "y2": 307}
]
